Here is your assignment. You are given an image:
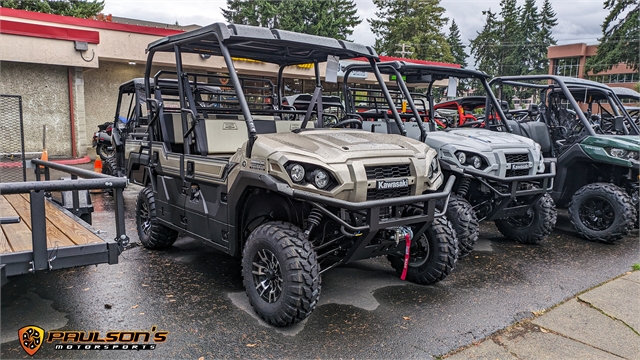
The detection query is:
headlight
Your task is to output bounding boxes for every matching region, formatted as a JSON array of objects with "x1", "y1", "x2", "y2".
[
  {"x1": 471, "y1": 156, "x2": 482, "y2": 169},
  {"x1": 311, "y1": 169, "x2": 329, "y2": 189},
  {"x1": 289, "y1": 163, "x2": 305, "y2": 183},
  {"x1": 610, "y1": 148, "x2": 627, "y2": 157},
  {"x1": 454, "y1": 151, "x2": 487, "y2": 170},
  {"x1": 608, "y1": 148, "x2": 639, "y2": 160},
  {"x1": 457, "y1": 152, "x2": 466, "y2": 164},
  {"x1": 285, "y1": 162, "x2": 336, "y2": 190}
]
